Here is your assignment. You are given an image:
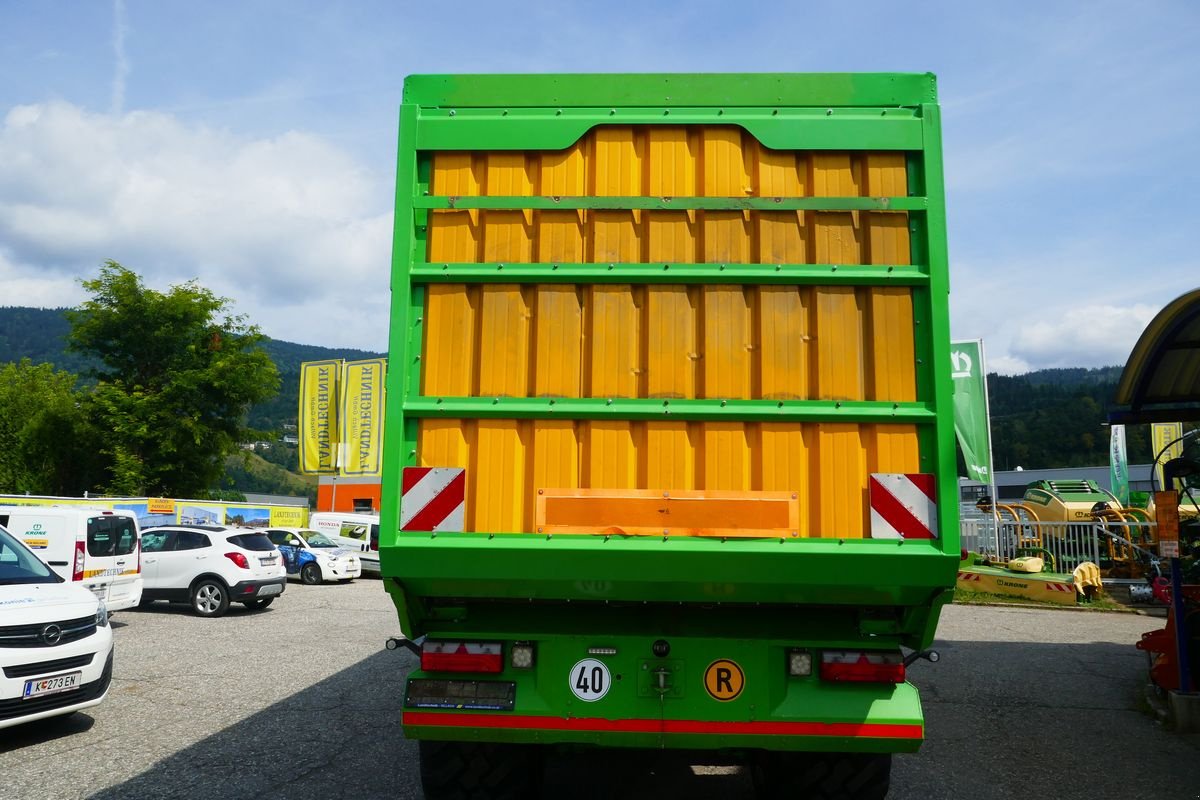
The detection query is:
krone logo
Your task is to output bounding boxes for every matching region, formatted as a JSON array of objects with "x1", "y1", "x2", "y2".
[
  {"x1": 951, "y1": 351, "x2": 973, "y2": 379},
  {"x1": 703, "y1": 659, "x2": 745, "y2": 702},
  {"x1": 41, "y1": 624, "x2": 63, "y2": 645}
]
